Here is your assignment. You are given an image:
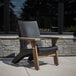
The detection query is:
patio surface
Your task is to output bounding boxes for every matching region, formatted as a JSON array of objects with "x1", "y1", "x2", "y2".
[{"x1": 0, "y1": 57, "x2": 76, "y2": 76}]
